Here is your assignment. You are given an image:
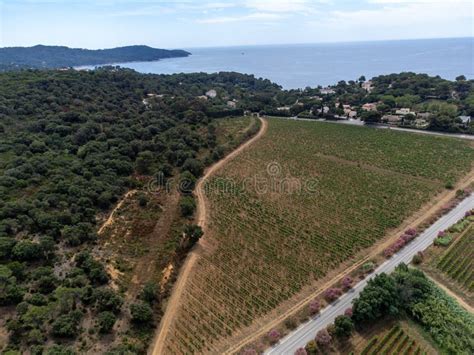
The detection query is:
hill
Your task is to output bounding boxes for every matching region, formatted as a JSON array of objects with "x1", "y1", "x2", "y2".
[{"x1": 0, "y1": 45, "x2": 190, "y2": 71}]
